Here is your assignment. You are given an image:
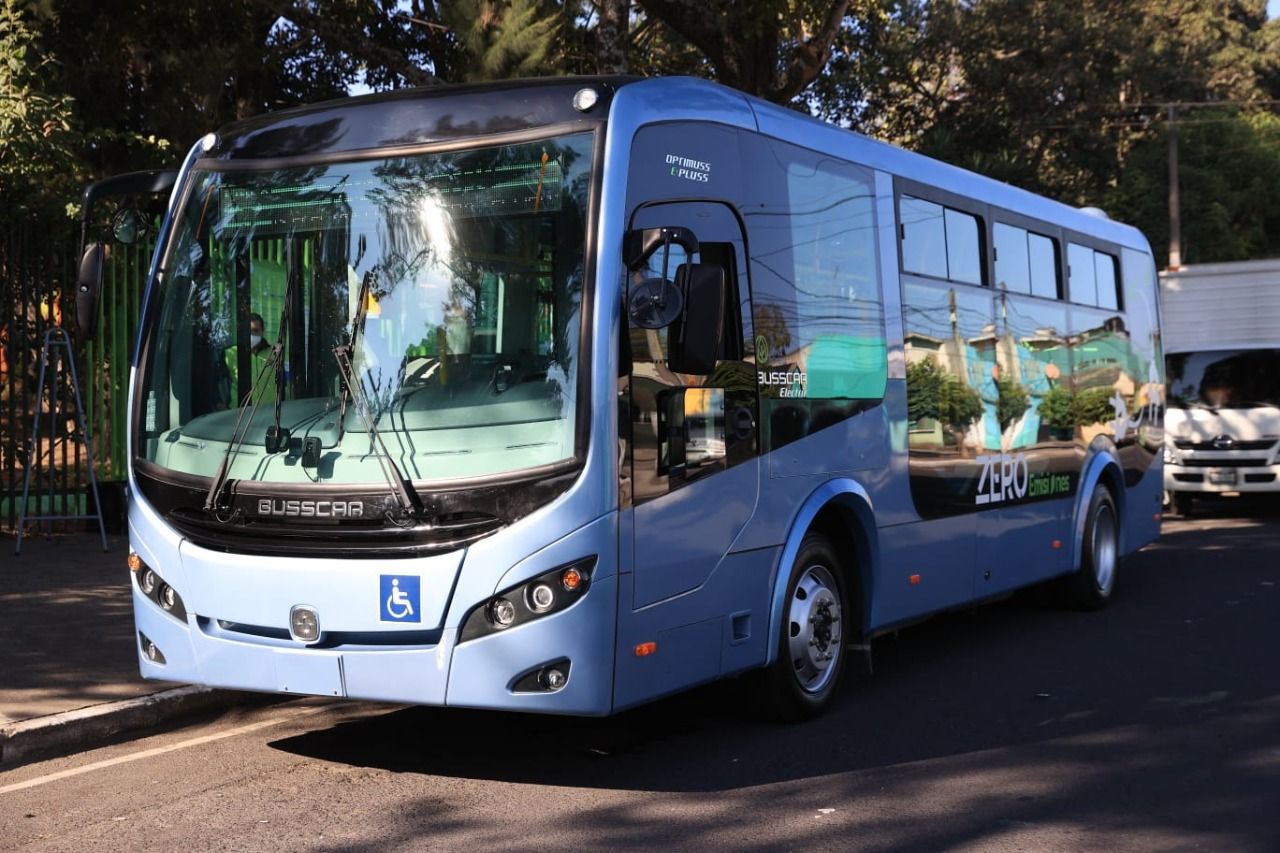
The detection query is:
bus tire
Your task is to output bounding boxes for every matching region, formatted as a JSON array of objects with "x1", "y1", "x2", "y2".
[
  {"x1": 1062, "y1": 486, "x2": 1120, "y2": 610},
  {"x1": 757, "y1": 532, "x2": 848, "y2": 721}
]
